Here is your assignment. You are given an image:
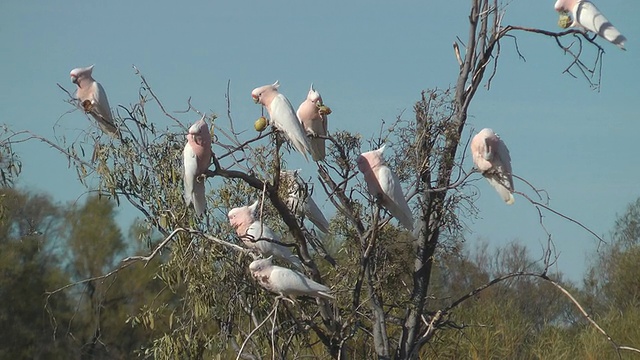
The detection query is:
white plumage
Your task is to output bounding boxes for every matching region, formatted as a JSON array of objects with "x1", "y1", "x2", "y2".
[
  {"x1": 282, "y1": 169, "x2": 330, "y2": 234},
  {"x1": 555, "y1": 0, "x2": 626, "y2": 49},
  {"x1": 228, "y1": 201, "x2": 304, "y2": 270},
  {"x1": 249, "y1": 257, "x2": 334, "y2": 300},
  {"x1": 182, "y1": 144, "x2": 205, "y2": 215},
  {"x1": 356, "y1": 145, "x2": 414, "y2": 230},
  {"x1": 182, "y1": 116, "x2": 212, "y2": 216},
  {"x1": 252, "y1": 81, "x2": 312, "y2": 161},
  {"x1": 470, "y1": 128, "x2": 515, "y2": 205},
  {"x1": 69, "y1": 65, "x2": 119, "y2": 136}
]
